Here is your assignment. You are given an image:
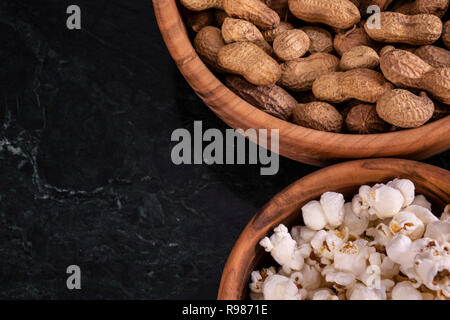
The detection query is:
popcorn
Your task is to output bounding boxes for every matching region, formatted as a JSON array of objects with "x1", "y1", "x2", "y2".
[
  {"x1": 366, "y1": 223, "x2": 394, "y2": 247},
  {"x1": 291, "y1": 226, "x2": 316, "y2": 245},
  {"x1": 348, "y1": 283, "x2": 386, "y2": 300},
  {"x1": 381, "y1": 279, "x2": 396, "y2": 292},
  {"x1": 310, "y1": 230, "x2": 327, "y2": 251},
  {"x1": 380, "y1": 255, "x2": 400, "y2": 279},
  {"x1": 333, "y1": 226, "x2": 350, "y2": 242},
  {"x1": 259, "y1": 224, "x2": 308, "y2": 272},
  {"x1": 358, "y1": 265, "x2": 381, "y2": 288},
  {"x1": 442, "y1": 242, "x2": 450, "y2": 254},
  {"x1": 249, "y1": 271, "x2": 264, "y2": 294},
  {"x1": 311, "y1": 289, "x2": 339, "y2": 300},
  {"x1": 358, "y1": 185, "x2": 372, "y2": 208},
  {"x1": 368, "y1": 185, "x2": 405, "y2": 219},
  {"x1": 310, "y1": 229, "x2": 346, "y2": 260},
  {"x1": 334, "y1": 240, "x2": 371, "y2": 276},
  {"x1": 413, "y1": 249, "x2": 450, "y2": 296},
  {"x1": 387, "y1": 178, "x2": 415, "y2": 208},
  {"x1": 301, "y1": 201, "x2": 327, "y2": 231},
  {"x1": 325, "y1": 231, "x2": 345, "y2": 255},
  {"x1": 320, "y1": 257, "x2": 332, "y2": 266},
  {"x1": 290, "y1": 264, "x2": 322, "y2": 291},
  {"x1": 391, "y1": 281, "x2": 423, "y2": 300},
  {"x1": 251, "y1": 179, "x2": 449, "y2": 300},
  {"x1": 404, "y1": 205, "x2": 438, "y2": 225},
  {"x1": 288, "y1": 272, "x2": 309, "y2": 298},
  {"x1": 277, "y1": 266, "x2": 293, "y2": 277},
  {"x1": 302, "y1": 264, "x2": 323, "y2": 290},
  {"x1": 302, "y1": 192, "x2": 345, "y2": 230},
  {"x1": 424, "y1": 221, "x2": 450, "y2": 245},
  {"x1": 262, "y1": 274, "x2": 302, "y2": 300},
  {"x1": 369, "y1": 252, "x2": 382, "y2": 266},
  {"x1": 389, "y1": 211, "x2": 425, "y2": 240},
  {"x1": 392, "y1": 238, "x2": 446, "y2": 289},
  {"x1": 410, "y1": 237, "x2": 439, "y2": 254},
  {"x1": 386, "y1": 234, "x2": 415, "y2": 266},
  {"x1": 343, "y1": 202, "x2": 369, "y2": 236},
  {"x1": 310, "y1": 230, "x2": 333, "y2": 259},
  {"x1": 411, "y1": 194, "x2": 432, "y2": 211},
  {"x1": 320, "y1": 192, "x2": 345, "y2": 228},
  {"x1": 352, "y1": 194, "x2": 366, "y2": 216},
  {"x1": 322, "y1": 267, "x2": 356, "y2": 287},
  {"x1": 249, "y1": 267, "x2": 276, "y2": 294}
]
